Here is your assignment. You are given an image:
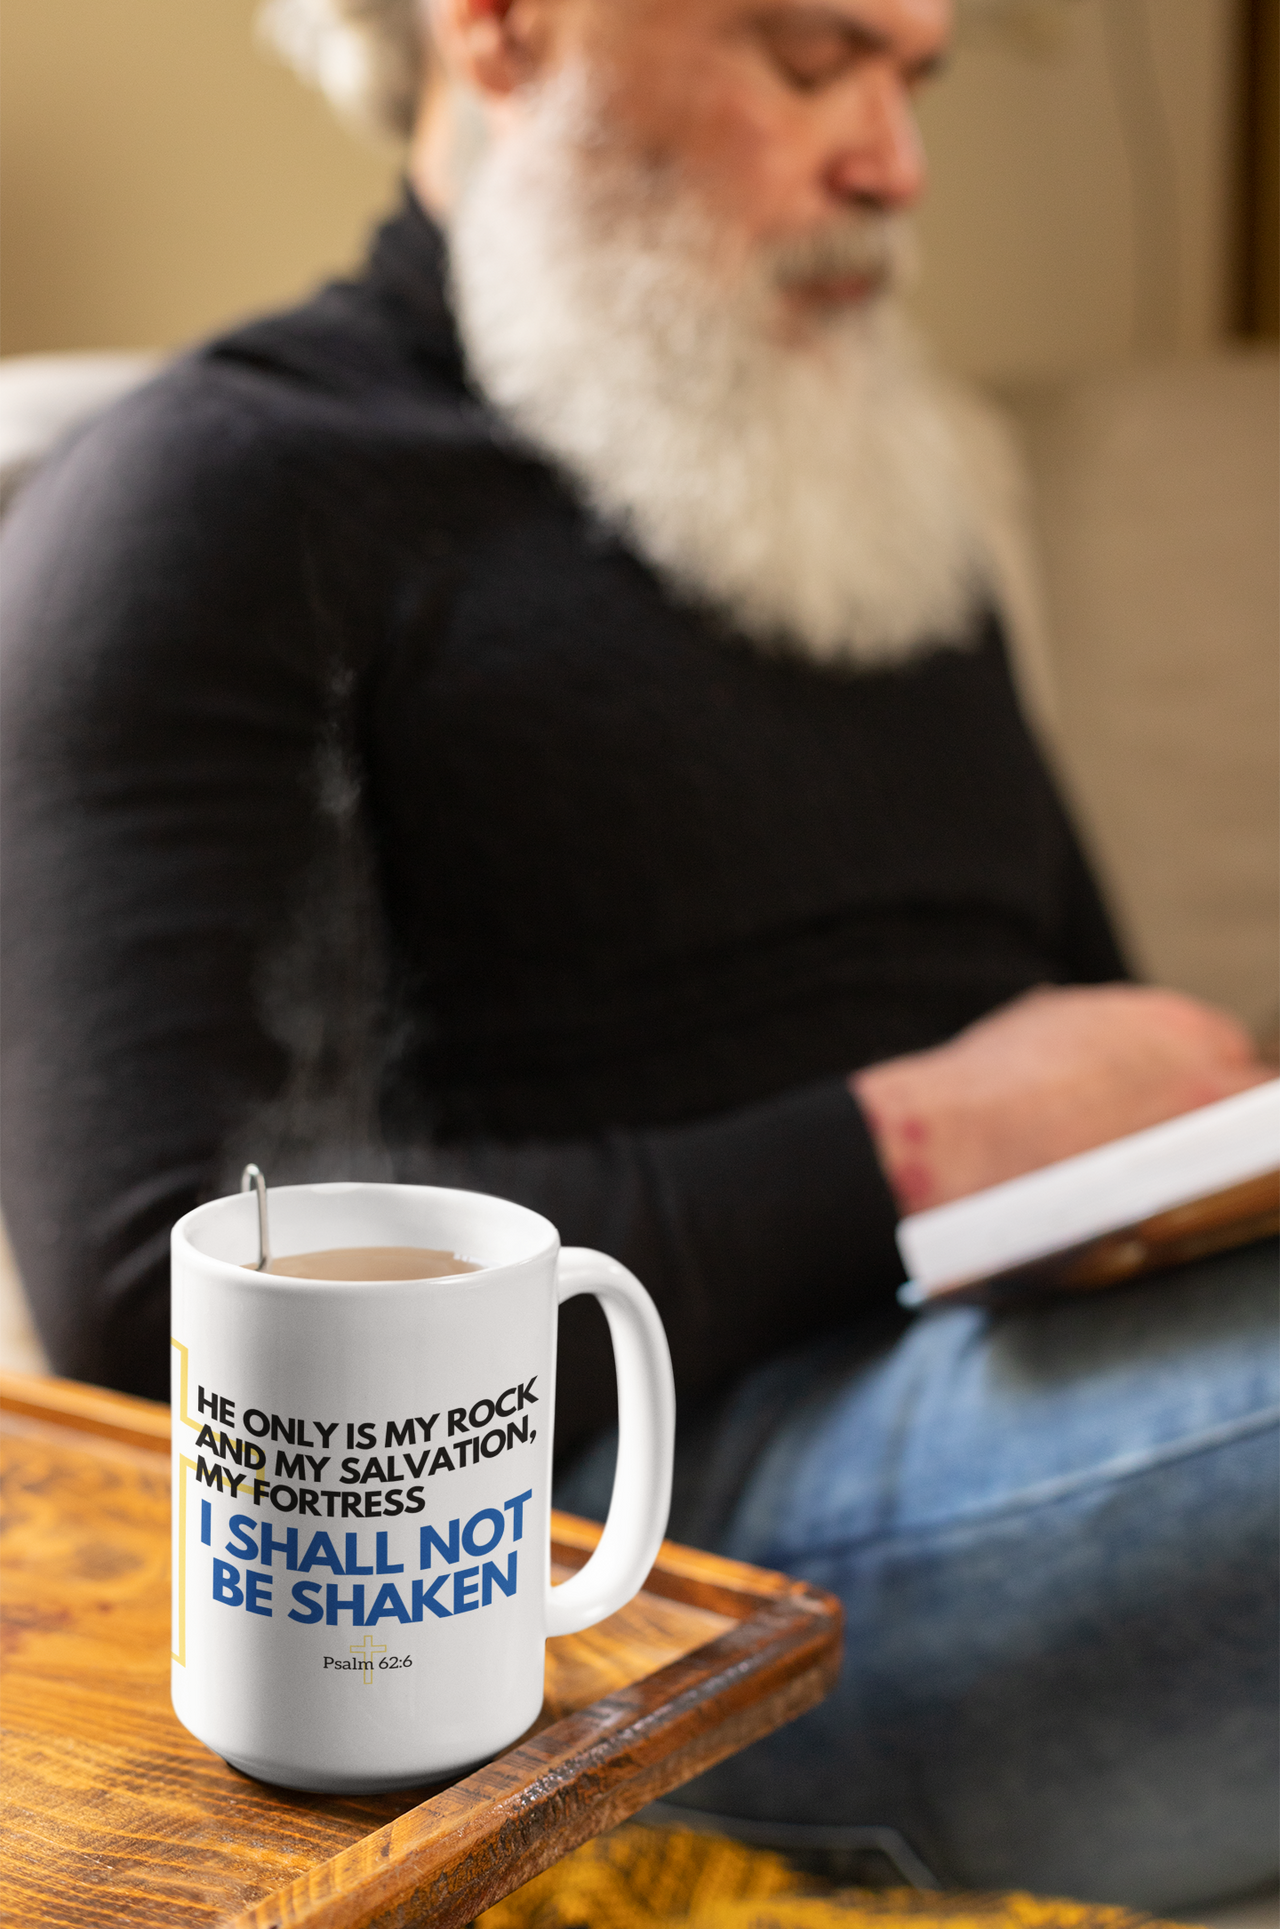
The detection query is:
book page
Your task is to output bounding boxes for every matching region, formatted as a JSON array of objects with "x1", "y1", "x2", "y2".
[{"x1": 898, "y1": 1080, "x2": 1280, "y2": 1297}]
